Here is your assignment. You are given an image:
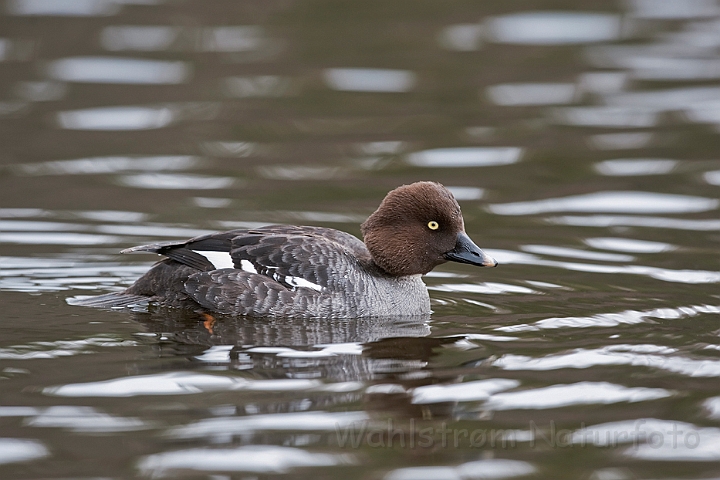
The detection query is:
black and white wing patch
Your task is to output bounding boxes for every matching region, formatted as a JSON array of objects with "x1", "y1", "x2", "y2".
[
  {"x1": 228, "y1": 226, "x2": 369, "y2": 291},
  {"x1": 123, "y1": 225, "x2": 370, "y2": 314},
  {"x1": 183, "y1": 228, "x2": 368, "y2": 316},
  {"x1": 122, "y1": 231, "x2": 240, "y2": 272}
]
